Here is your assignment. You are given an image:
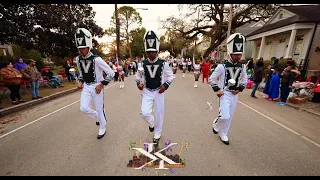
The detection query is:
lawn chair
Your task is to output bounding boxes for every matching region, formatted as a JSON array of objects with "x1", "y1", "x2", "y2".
[
  {"x1": 20, "y1": 79, "x2": 30, "y2": 94},
  {"x1": 39, "y1": 76, "x2": 53, "y2": 88},
  {"x1": 307, "y1": 75, "x2": 319, "y2": 86}
]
